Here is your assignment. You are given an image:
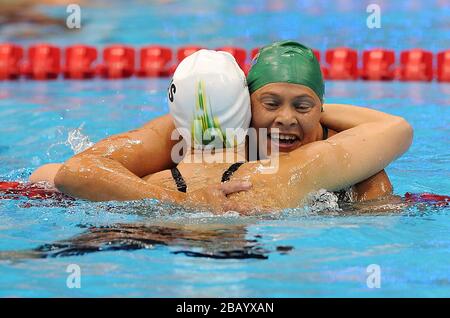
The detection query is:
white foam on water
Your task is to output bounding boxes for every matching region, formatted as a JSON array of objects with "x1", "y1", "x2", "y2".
[
  {"x1": 305, "y1": 189, "x2": 342, "y2": 215},
  {"x1": 45, "y1": 123, "x2": 94, "y2": 161},
  {"x1": 67, "y1": 123, "x2": 94, "y2": 154}
]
